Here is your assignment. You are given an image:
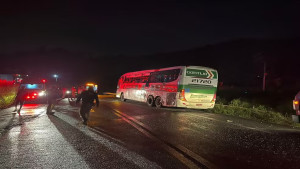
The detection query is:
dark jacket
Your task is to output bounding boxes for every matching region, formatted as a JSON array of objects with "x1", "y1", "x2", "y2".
[
  {"x1": 16, "y1": 88, "x2": 26, "y2": 100},
  {"x1": 76, "y1": 90, "x2": 99, "y2": 107}
]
